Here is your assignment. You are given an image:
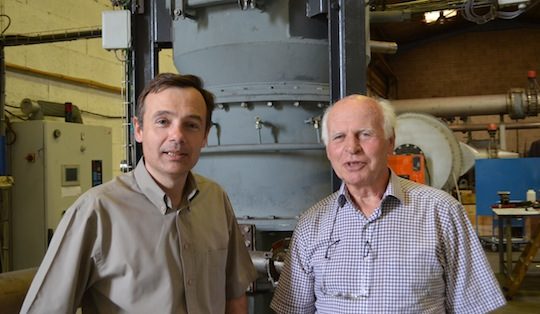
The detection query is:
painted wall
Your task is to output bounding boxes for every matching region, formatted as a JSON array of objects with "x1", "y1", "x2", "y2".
[{"x1": 1, "y1": 0, "x2": 177, "y2": 178}]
